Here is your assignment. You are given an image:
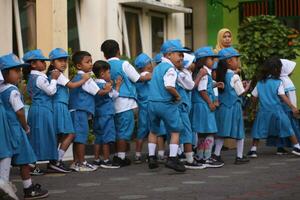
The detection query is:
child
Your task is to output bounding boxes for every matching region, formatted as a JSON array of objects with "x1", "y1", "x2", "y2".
[
  {"x1": 100, "y1": 40, "x2": 151, "y2": 166},
  {"x1": 191, "y1": 47, "x2": 224, "y2": 168},
  {"x1": 23, "y1": 49, "x2": 61, "y2": 172},
  {"x1": 248, "y1": 57, "x2": 300, "y2": 157},
  {"x1": 46, "y1": 48, "x2": 90, "y2": 173},
  {"x1": 69, "y1": 51, "x2": 112, "y2": 172},
  {"x1": 147, "y1": 39, "x2": 188, "y2": 172},
  {"x1": 92, "y1": 60, "x2": 122, "y2": 168},
  {"x1": 0, "y1": 53, "x2": 48, "y2": 199},
  {"x1": 214, "y1": 47, "x2": 250, "y2": 164}
]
